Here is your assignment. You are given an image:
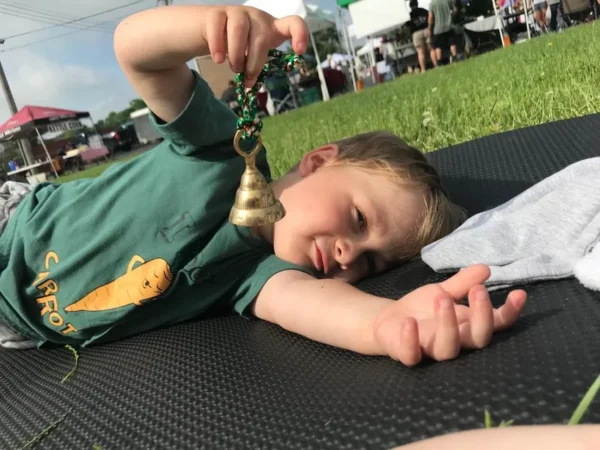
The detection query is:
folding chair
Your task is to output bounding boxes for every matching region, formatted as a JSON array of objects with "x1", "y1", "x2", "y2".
[{"x1": 264, "y1": 73, "x2": 298, "y2": 115}]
